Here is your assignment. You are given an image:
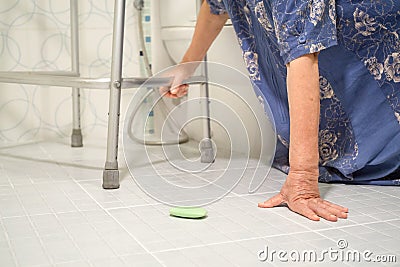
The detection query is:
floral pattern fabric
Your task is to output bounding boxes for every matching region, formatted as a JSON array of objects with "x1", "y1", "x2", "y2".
[{"x1": 207, "y1": 0, "x2": 400, "y2": 185}]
